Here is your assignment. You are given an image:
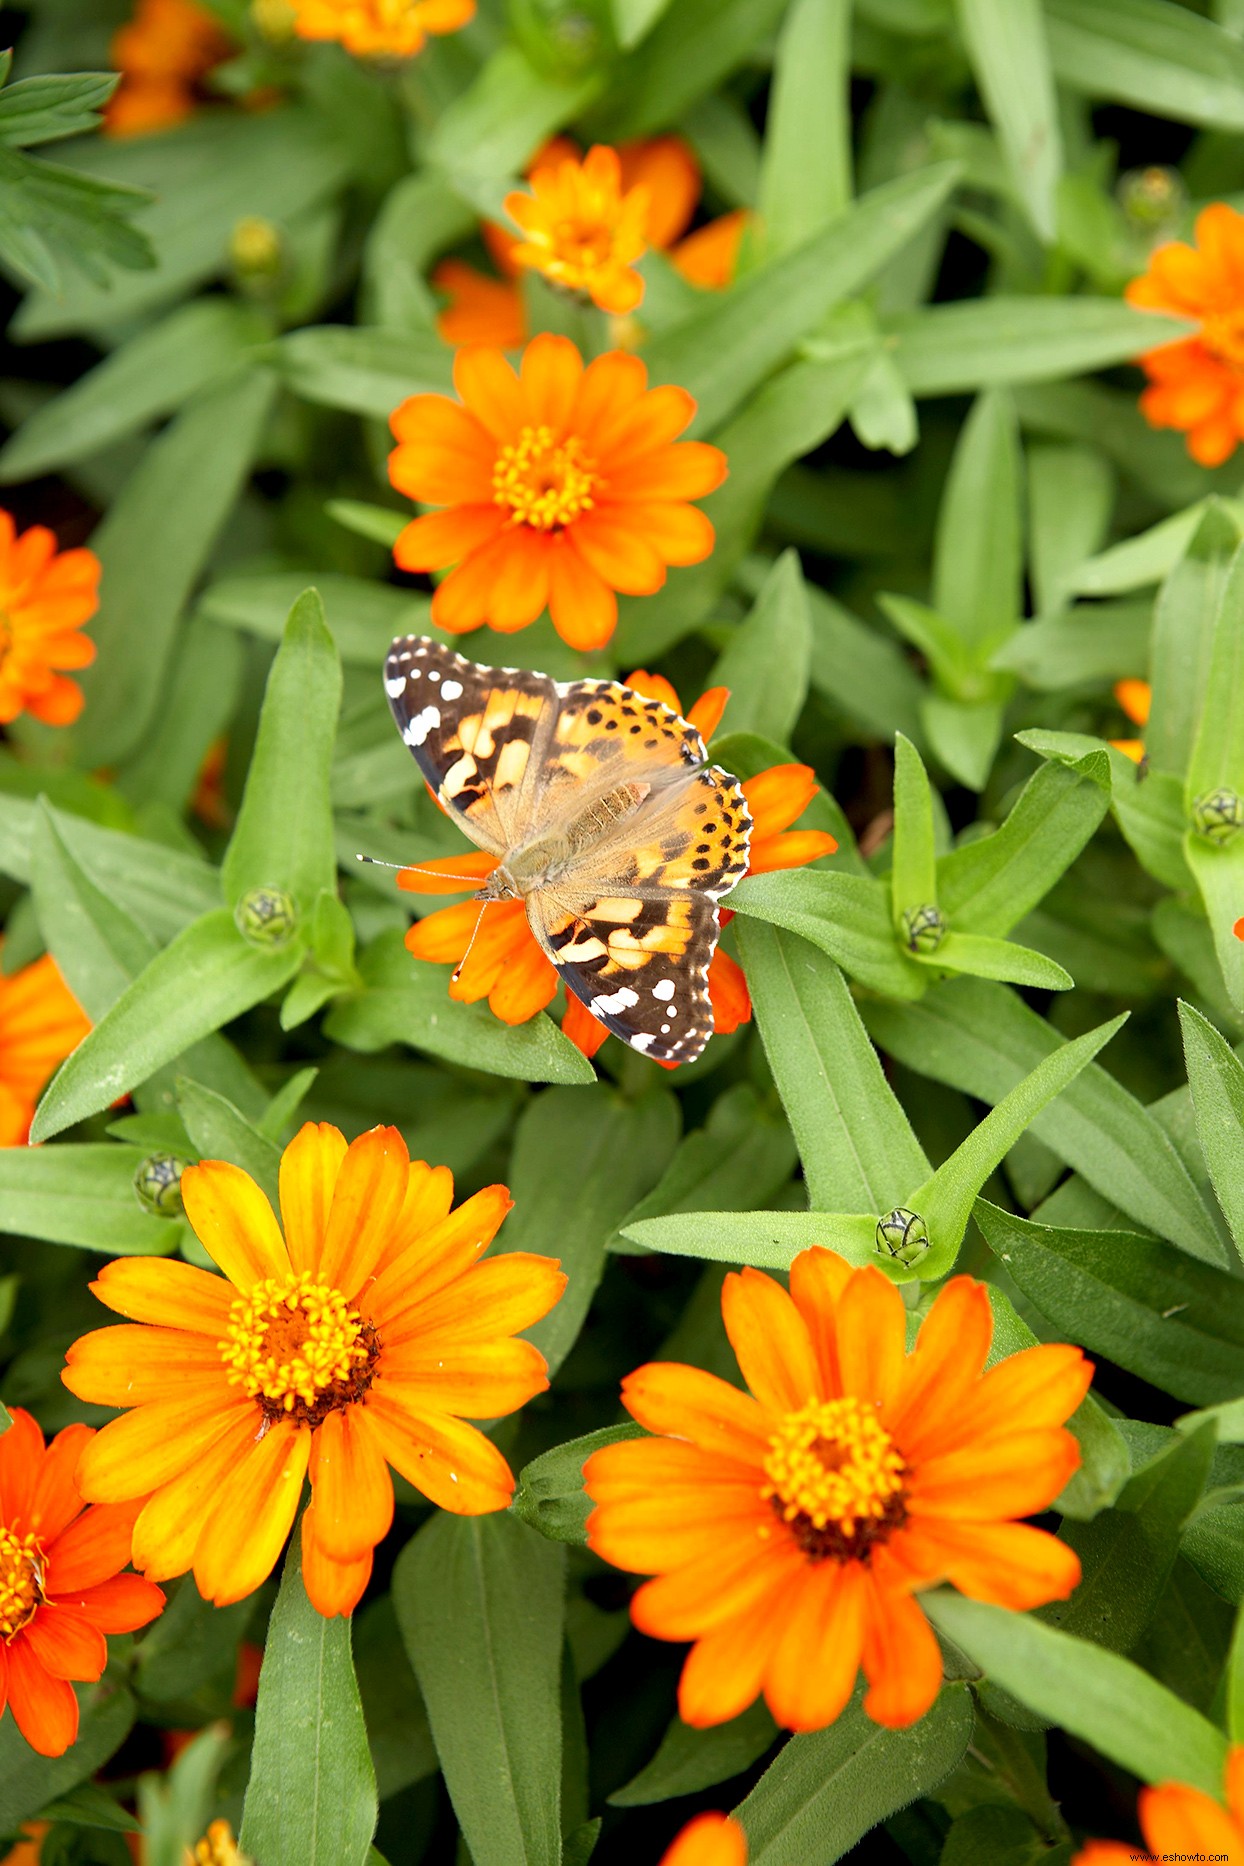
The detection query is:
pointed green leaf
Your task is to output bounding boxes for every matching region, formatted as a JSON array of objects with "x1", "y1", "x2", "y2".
[
  {"x1": 937, "y1": 751, "x2": 1111, "y2": 935},
  {"x1": 1147, "y1": 500, "x2": 1244, "y2": 780},
  {"x1": 756, "y1": 0, "x2": 851, "y2": 256},
  {"x1": 1180, "y1": 1000, "x2": 1244, "y2": 1260},
  {"x1": 0, "y1": 794, "x2": 220, "y2": 939},
  {"x1": 1184, "y1": 835, "x2": 1244, "y2": 1019},
  {"x1": 394, "y1": 1513, "x2": 565, "y2": 1866},
  {"x1": 610, "y1": 1701, "x2": 777, "y2": 1807},
  {"x1": 240, "y1": 1533, "x2": 377, "y2": 1866},
  {"x1": 175, "y1": 1079, "x2": 281, "y2": 1205},
  {"x1": 891, "y1": 733, "x2": 938, "y2": 924},
  {"x1": 31, "y1": 910, "x2": 301, "y2": 1142},
  {"x1": 512, "y1": 1426, "x2": 642, "y2": 1546},
  {"x1": 890, "y1": 297, "x2": 1189, "y2": 396},
  {"x1": 731, "y1": 870, "x2": 925, "y2": 1000},
  {"x1": 925, "y1": 1593, "x2": 1227, "y2": 1795},
  {"x1": 1187, "y1": 540, "x2": 1244, "y2": 804},
  {"x1": 0, "y1": 1685, "x2": 134, "y2": 1836},
  {"x1": 222, "y1": 589, "x2": 341, "y2": 916},
  {"x1": 933, "y1": 389, "x2": 1023, "y2": 649},
  {"x1": 709, "y1": 550, "x2": 812, "y2": 745},
  {"x1": 924, "y1": 932, "x2": 1073, "y2": 992},
  {"x1": 1046, "y1": 0, "x2": 1244, "y2": 131},
  {"x1": 906, "y1": 1016, "x2": 1126, "y2": 1278},
  {"x1": 272, "y1": 325, "x2": 452, "y2": 416},
  {"x1": 0, "y1": 1144, "x2": 182, "y2": 1254},
  {"x1": 736, "y1": 1685, "x2": 974, "y2": 1865},
  {"x1": 956, "y1": 0, "x2": 1062, "y2": 241},
  {"x1": 620, "y1": 1208, "x2": 879, "y2": 1269},
  {"x1": 611, "y1": 1082, "x2": 797, "y2": 1254},
  {"x1": 734, "y1": 919, "x2": 928, "y2": 1212}
]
